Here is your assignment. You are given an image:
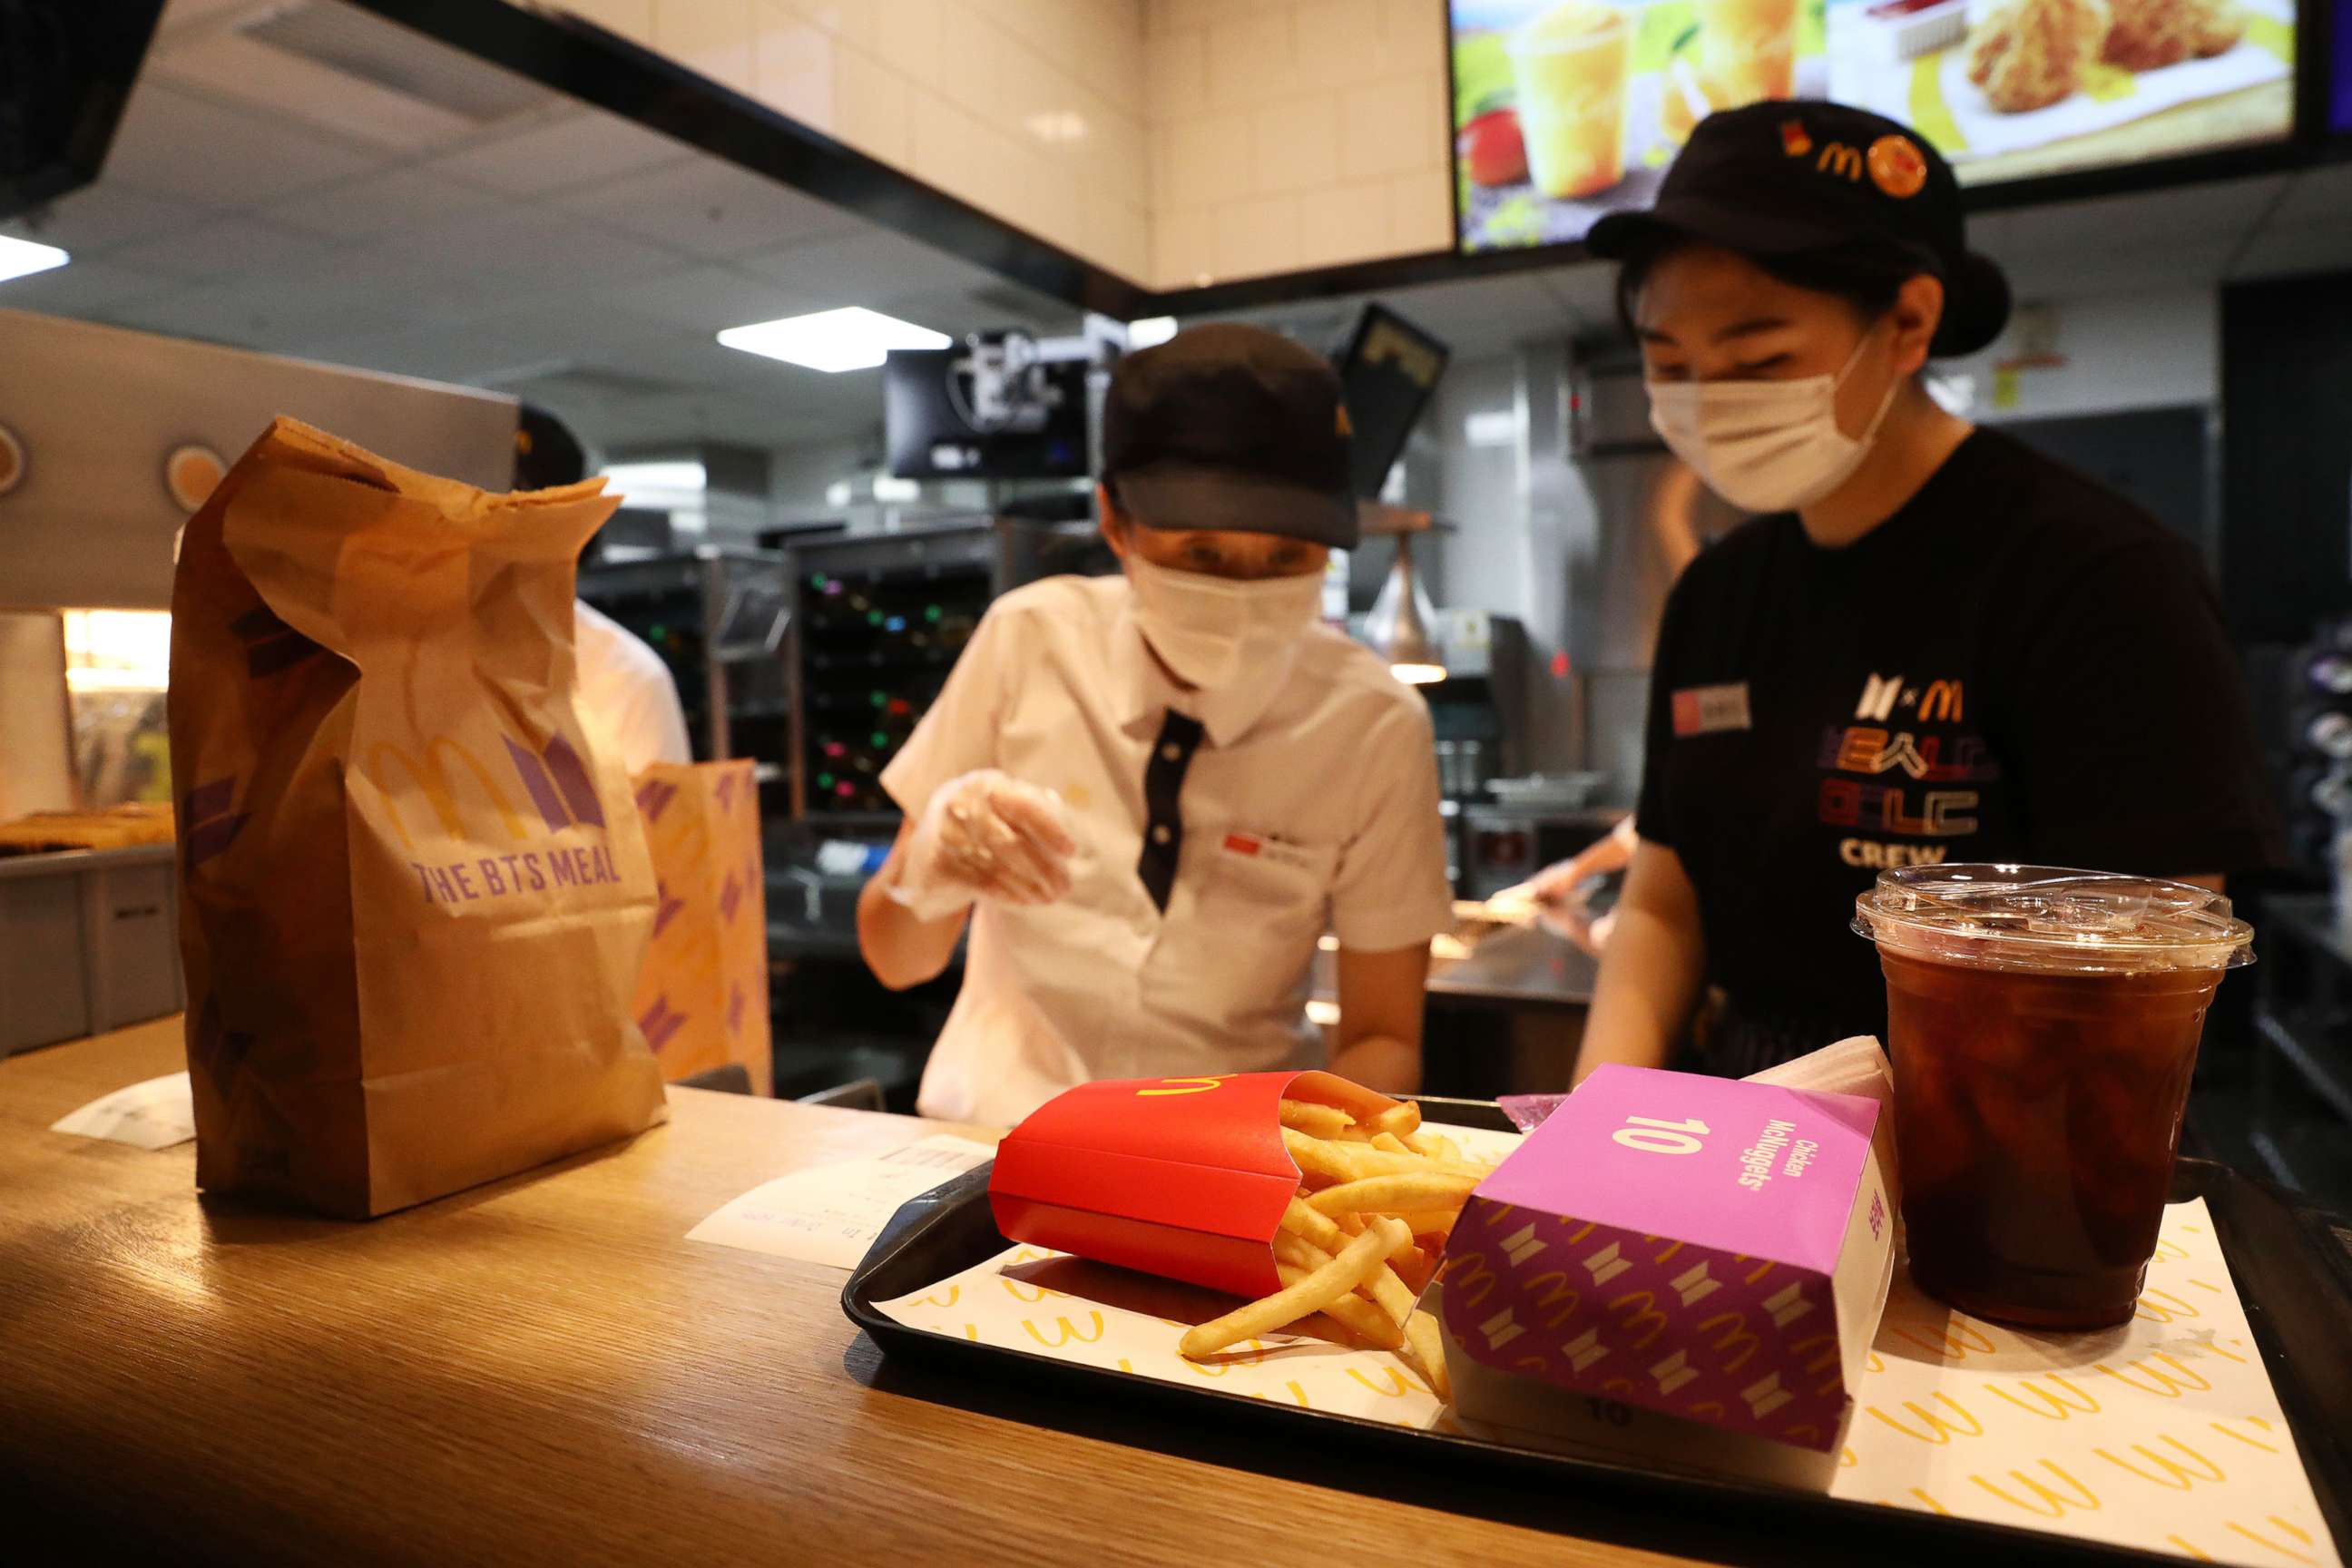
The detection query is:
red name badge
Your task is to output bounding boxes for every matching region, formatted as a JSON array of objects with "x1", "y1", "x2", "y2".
[{"x1": 988, "y1": 1071, "x2": 1402, "y2": 1299}]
